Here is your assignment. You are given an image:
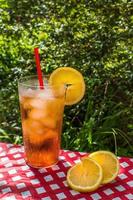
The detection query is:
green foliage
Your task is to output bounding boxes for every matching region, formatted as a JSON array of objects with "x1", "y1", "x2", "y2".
[{"x1": 0, "y1": 0, "x2": 133, "y2": 156}]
